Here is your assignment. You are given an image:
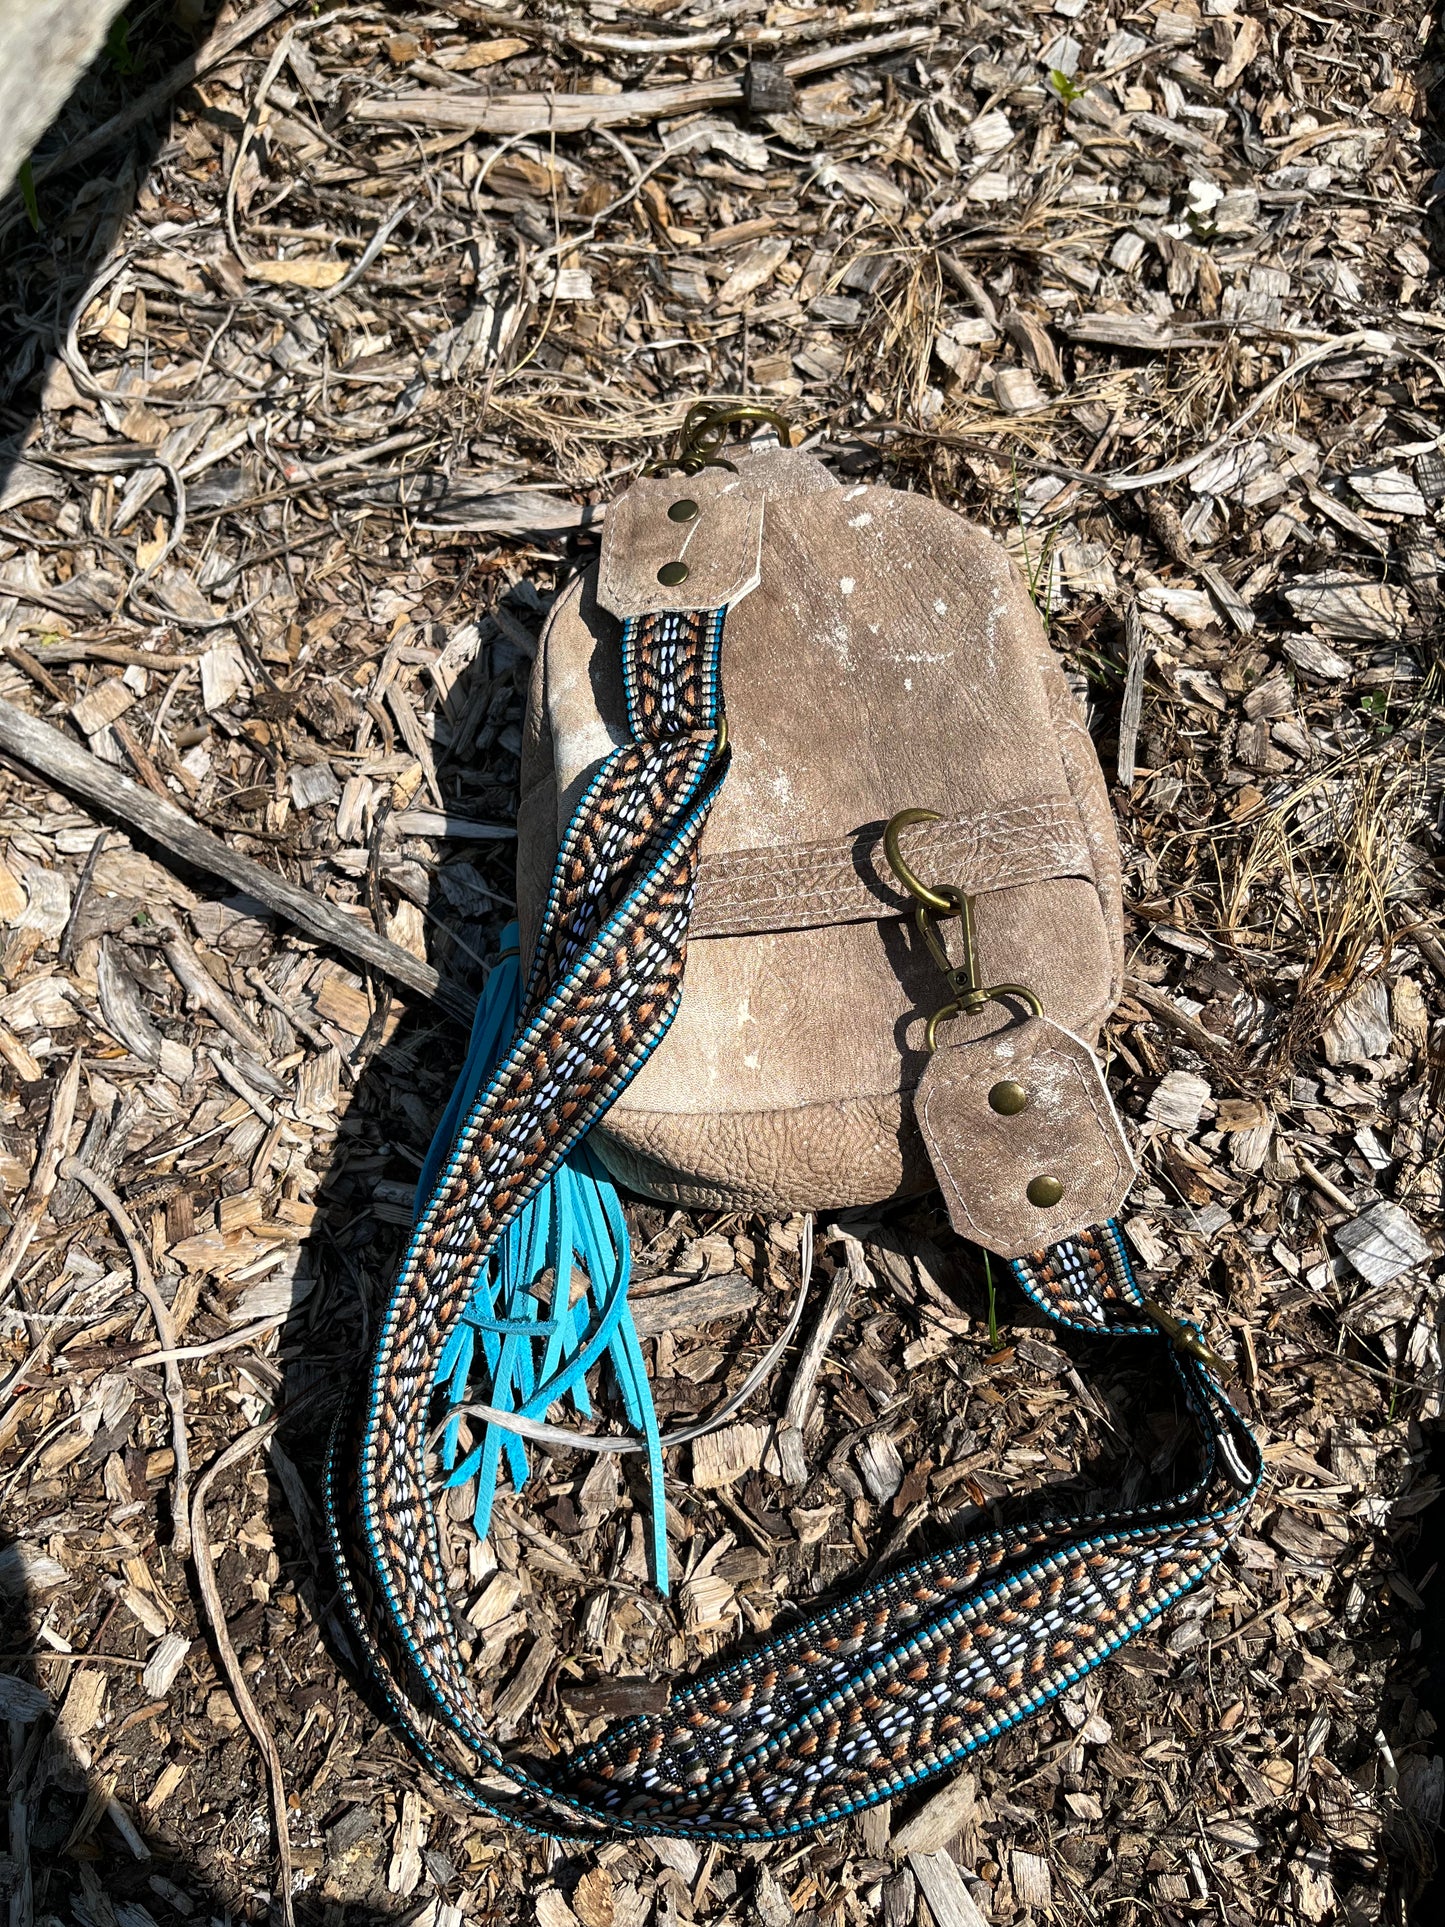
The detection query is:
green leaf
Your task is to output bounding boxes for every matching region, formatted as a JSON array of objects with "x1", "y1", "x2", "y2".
[
  {"x1": 105, "y1": 16, "x2": 136, "y2": 76},
  {"x1": 1050, "y1": 68, "x2": 1086, "y2": 104}
]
